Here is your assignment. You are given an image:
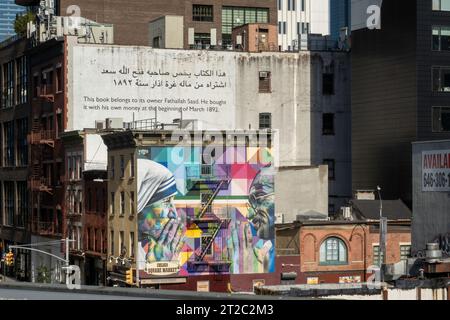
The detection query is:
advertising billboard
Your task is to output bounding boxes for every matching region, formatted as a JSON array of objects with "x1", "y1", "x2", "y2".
[
  {"x1": 69, "y1": 45, "x2": 236, "y2": 130},
  {"x1": 422, "y1": 150, "x2": 450, "y2": 192},
  {"x1": 136, "y1": 145, "x2": 275, "y2": 275}
]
